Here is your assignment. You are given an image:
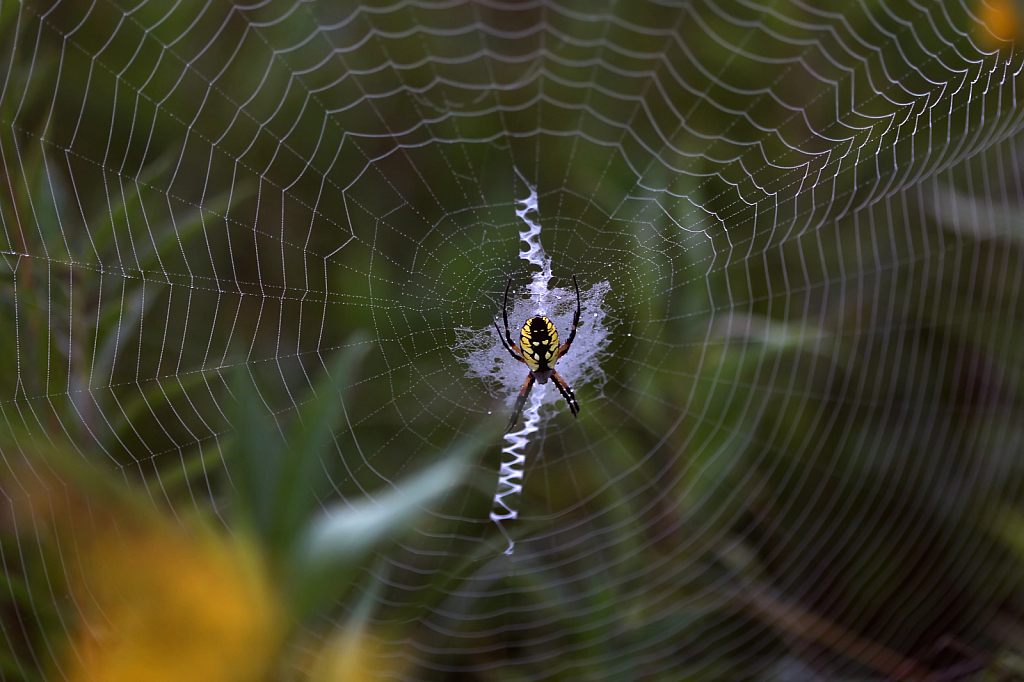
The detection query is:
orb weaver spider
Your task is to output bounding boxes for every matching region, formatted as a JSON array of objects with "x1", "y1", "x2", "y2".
[{"x1": 493, "y1": 275, "x2": 581, "y2": 432}]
